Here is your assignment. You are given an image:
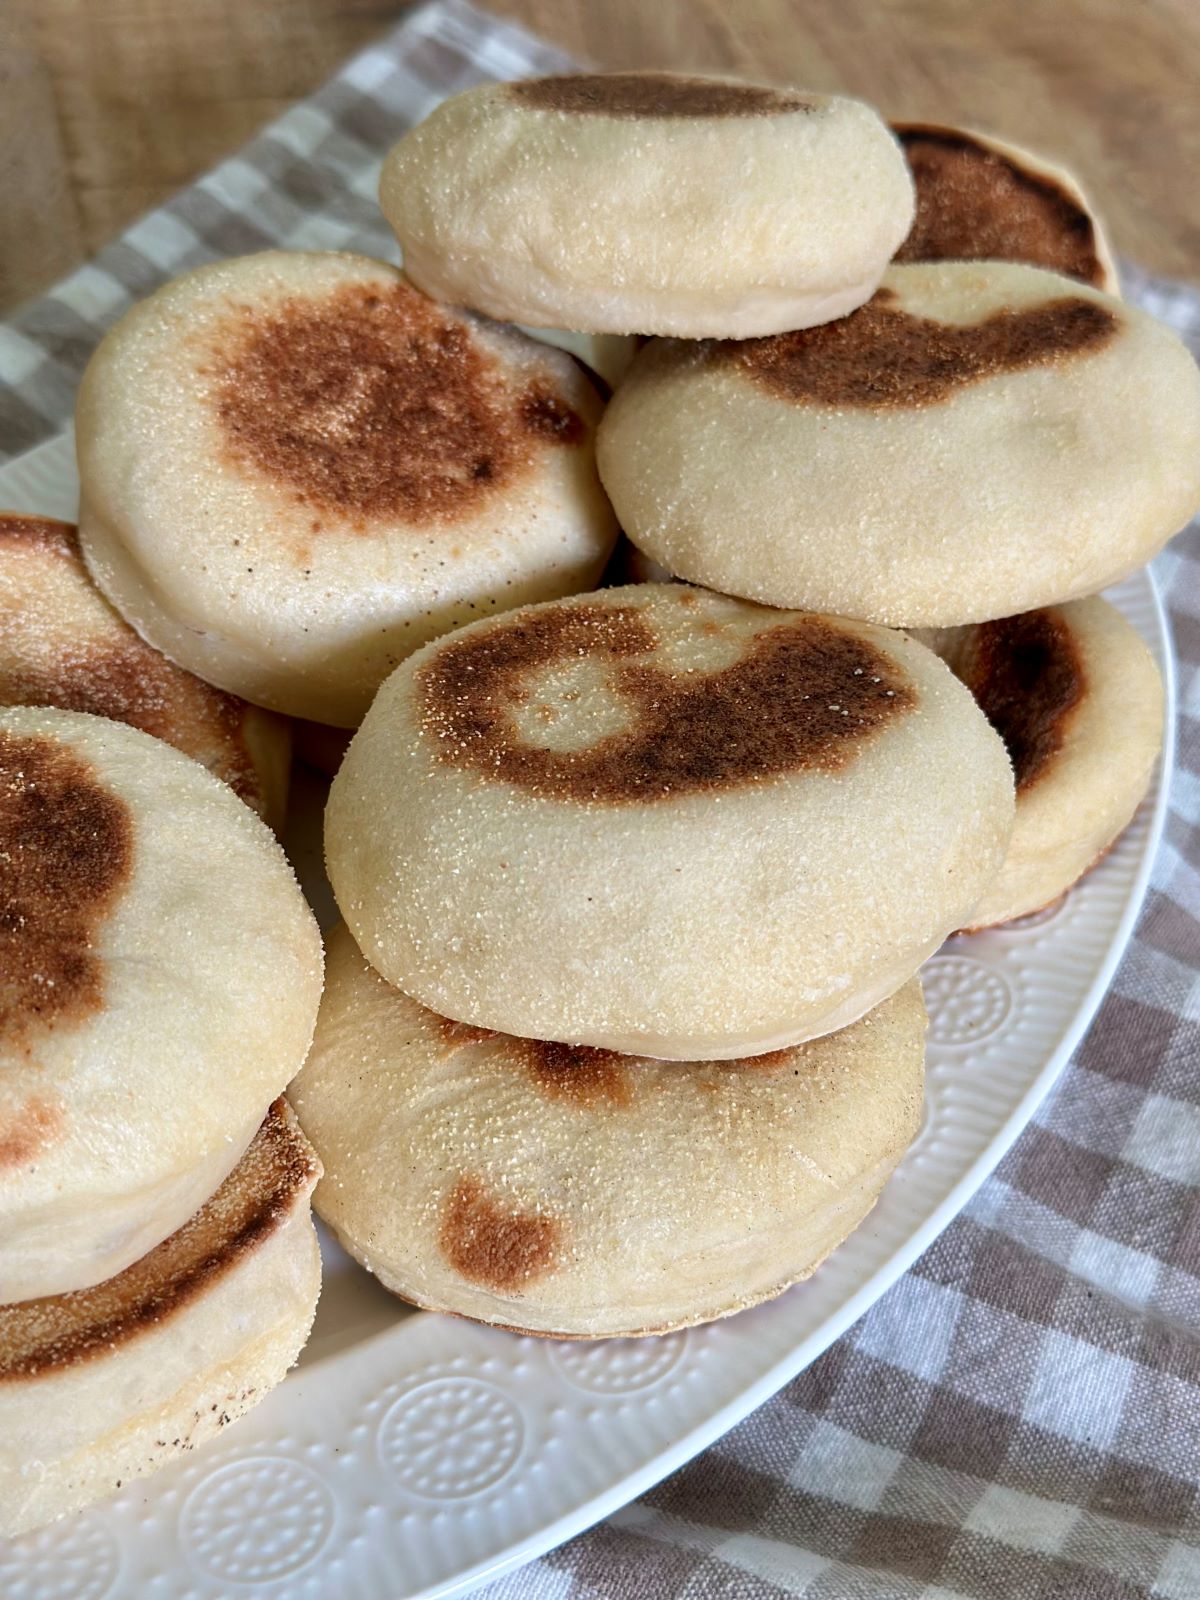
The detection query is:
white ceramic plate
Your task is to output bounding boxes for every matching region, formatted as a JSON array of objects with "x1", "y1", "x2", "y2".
[{"x1": 0, "y1": 429, "x2": 1175, "y2": 1600}]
